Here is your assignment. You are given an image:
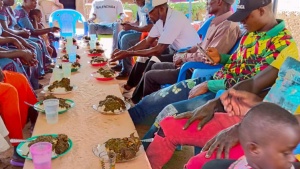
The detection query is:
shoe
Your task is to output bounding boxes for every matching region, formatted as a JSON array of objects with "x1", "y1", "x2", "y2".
[
  {"x1": 111, "y1": 65, "x2": 122, "y2": 72},
  {"x1": 116, "y1": 72, "x2": 129, "y2": 80}
]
